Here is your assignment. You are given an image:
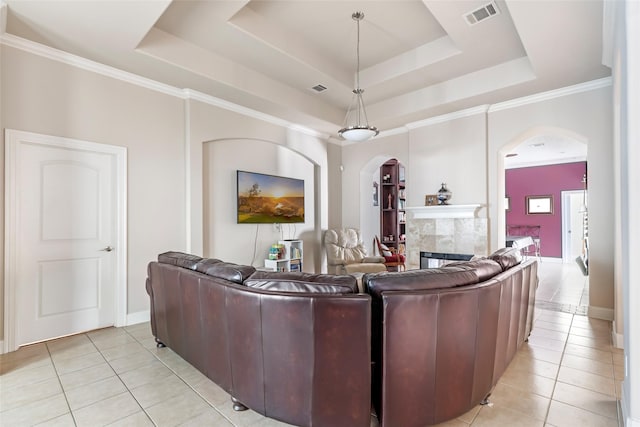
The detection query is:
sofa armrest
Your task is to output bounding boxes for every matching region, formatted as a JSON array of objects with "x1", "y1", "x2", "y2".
[{"x1": 362, "y1": 256, "x2": 385, "y2": 263}]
